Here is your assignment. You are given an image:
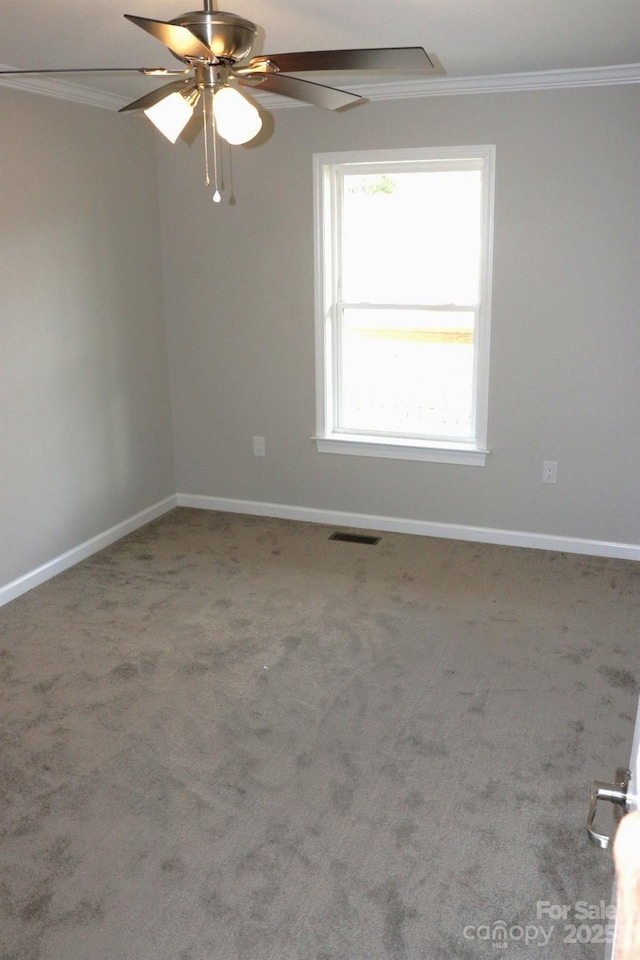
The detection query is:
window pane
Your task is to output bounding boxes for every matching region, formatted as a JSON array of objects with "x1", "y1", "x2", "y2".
[
  {"x1": 341, "y1": 170, "x2": 482, "y2": 305},
  {"x1": 338, "y1": 307, "x2": 475, "y2": 439}
]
